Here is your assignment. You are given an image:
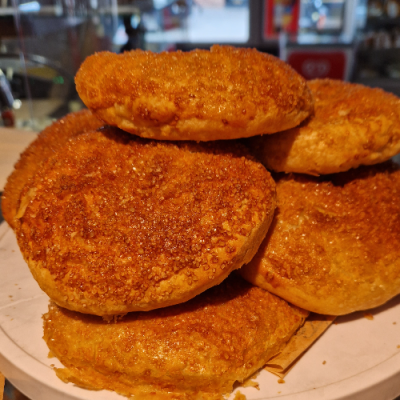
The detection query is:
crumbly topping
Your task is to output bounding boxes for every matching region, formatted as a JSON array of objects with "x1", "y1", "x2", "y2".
[{"x1": 17, "y1": 129, "x2": 275, "y2": 313}]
